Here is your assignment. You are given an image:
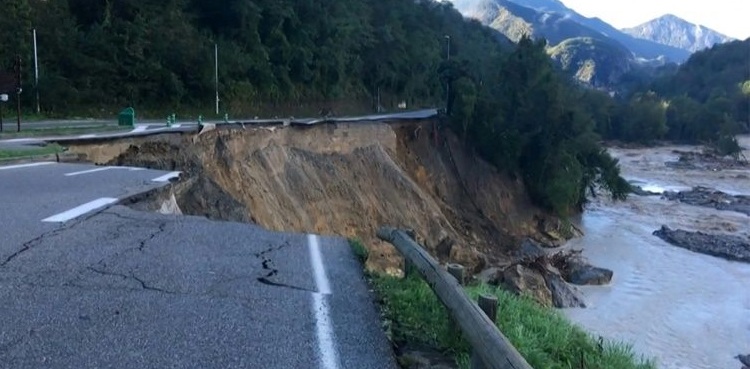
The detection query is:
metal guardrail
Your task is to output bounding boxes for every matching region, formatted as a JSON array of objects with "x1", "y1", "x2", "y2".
[
  {"x1": 377, "y1": 226, "x2": 534, "y2": 369},
  {"x1": 44, "y1": 109, "x2": 441, "y2": 144}
]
